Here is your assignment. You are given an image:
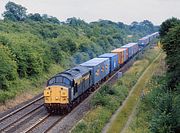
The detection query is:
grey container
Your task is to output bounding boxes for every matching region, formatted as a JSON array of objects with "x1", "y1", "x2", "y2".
[{"x1": 80, "y1": 58, "x2": 110, "y2": 85}]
